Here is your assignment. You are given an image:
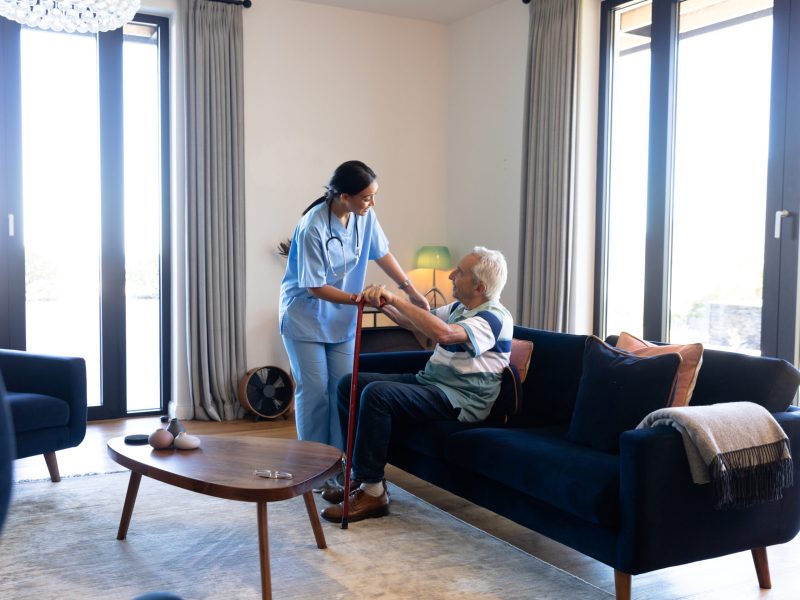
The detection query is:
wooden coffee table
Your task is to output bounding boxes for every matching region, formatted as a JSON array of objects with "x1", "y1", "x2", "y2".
[{"x1": 107, "y1": 435, "x2": 342, "y2": 600}]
